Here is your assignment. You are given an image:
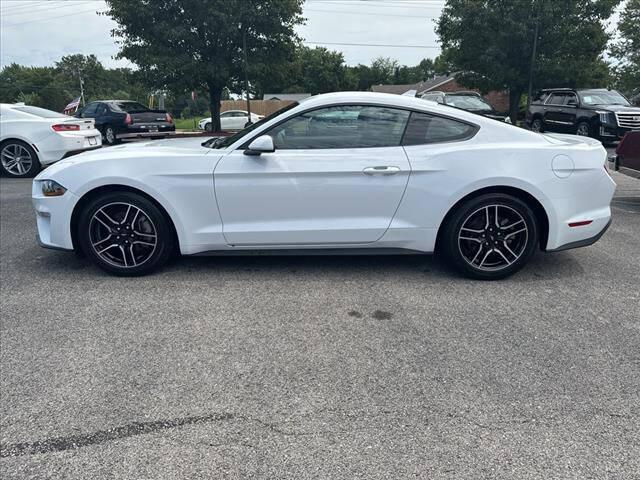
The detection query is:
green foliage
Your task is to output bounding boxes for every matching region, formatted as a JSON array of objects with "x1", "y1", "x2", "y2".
[
  {"x1": 103, "y1": 0, "x2": 304, "y2": 130},
  {"x1": 610, "y1": 0, "x2": 640, "y2": 97},
  {"x1": 0, "y1": 54, "x2": 151, "y2": 112},
  {"x1": 436, "y1": 0, "x2": 621, "y2": 119}
]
